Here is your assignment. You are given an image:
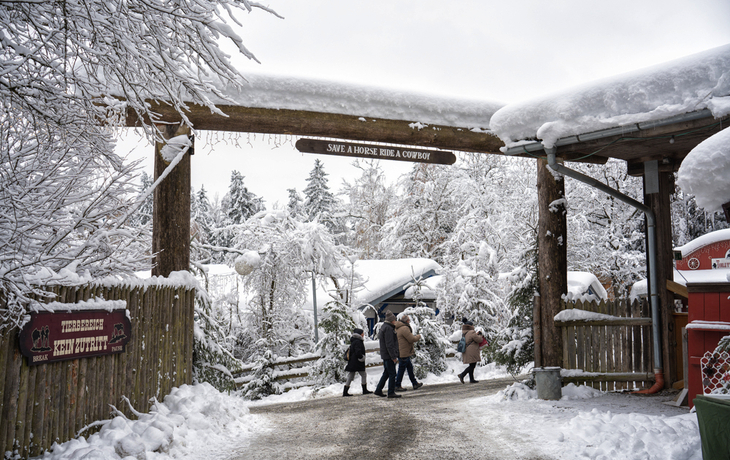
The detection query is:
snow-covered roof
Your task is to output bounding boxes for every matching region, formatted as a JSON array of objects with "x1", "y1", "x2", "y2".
[
  {"x1": 302, "y1": 258, "x2": 441, "y2": 312},
  {"x1": 352, "y1": 258, "x2": 441, "y2": 307},
  {"x1": 566, "y1": 271, "x2": 608, "y2": 302},
  {"x1": 677, "y1": 127, "x2": 730, "y2": 213},
  {"x1": 213, "y1": 73, "x2": 502, "y2": 130},
  {"x1": 490, "y1": 44, "x2": 730, "y2": 150},
  {"x1": 674, "y1": 228, "x2": 730, "y2": 258},
  {"x1": 631, "y1": 267, "x2": 730, "y2": 301}
]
